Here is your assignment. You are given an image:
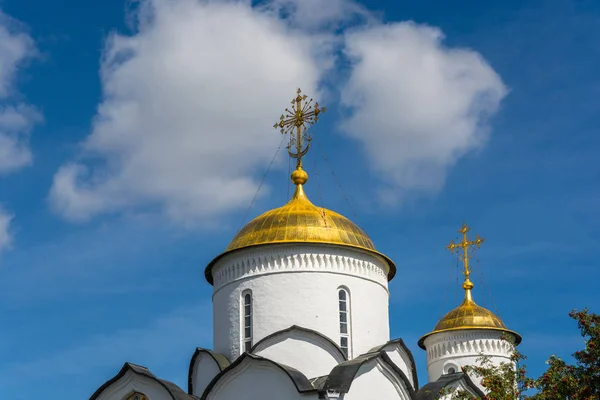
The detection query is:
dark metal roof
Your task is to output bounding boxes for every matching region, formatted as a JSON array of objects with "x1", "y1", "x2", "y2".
[
  {"x1": 250, "y1": 325, "x2": 347, "y2": 362},
  {"x1": 188, "y1": 348, "x2": 230, "y2": 394},
  {"x1": 309, "y1": 375, "x2": 329, "y2": 391},
  {"x1": 200, "y1": 353, "x2": 317, "y2": 400},
  {"x1": 90, "y1": 362, "x2": 198, "y2": 400},
  {"x1": 368, "y1": 337, "x2": 419, "y2": 390},
  {"x1": 323, "y1": 350, "x2": 415, "y2": 397},
  {"x1": 415, "y1": 372, "x2": 485, "y2": 400}
]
